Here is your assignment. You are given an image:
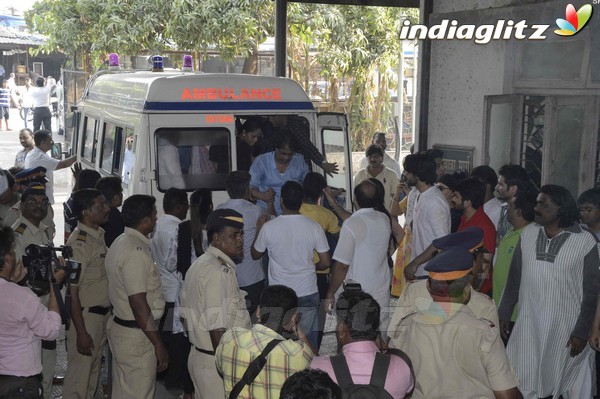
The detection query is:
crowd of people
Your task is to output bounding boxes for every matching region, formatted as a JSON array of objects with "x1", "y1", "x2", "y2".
[
  {"x1": 1, "y1": 125, "x2": 600, "y2": 399},
  {"x1": 0, "y1": 73, "x2": 62, "y2": 134}
]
